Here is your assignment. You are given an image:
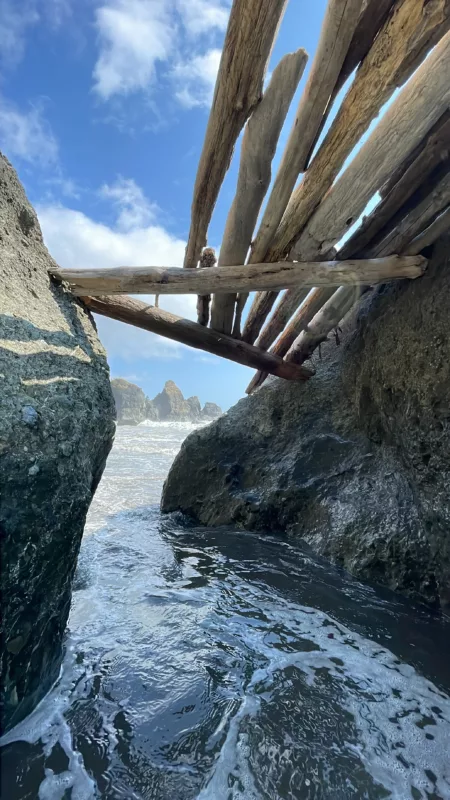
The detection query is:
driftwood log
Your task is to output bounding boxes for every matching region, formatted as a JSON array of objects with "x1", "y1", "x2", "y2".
[
  {"x1": 249, "y1": 0, "x2": 362, "y2": 267},
  {"x1": 210, "y1": 48, "x2": 307, "y2": 333},
  {"x1": 51, "y1": 257, "x2": 426, "y2": 296},
  {"x1": 80, "y1": 295, "x2": 314, "y2": 382},
  {"x1": 196, "y1": 248, "x2": 217, "y2": 327},
  {"x1": 183, "y1": 0, "x2": 288, "y2": 273}
]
